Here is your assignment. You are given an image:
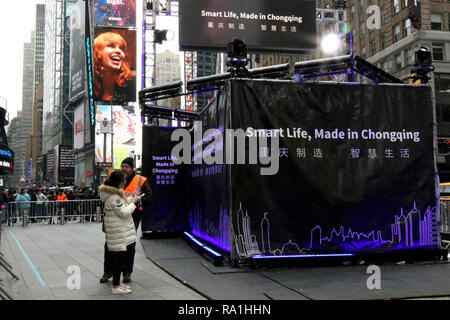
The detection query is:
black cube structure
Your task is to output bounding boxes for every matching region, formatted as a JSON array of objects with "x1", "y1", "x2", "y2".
[{"x1": 141, "y1": 79, "x2": 441, "y2": 264}]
